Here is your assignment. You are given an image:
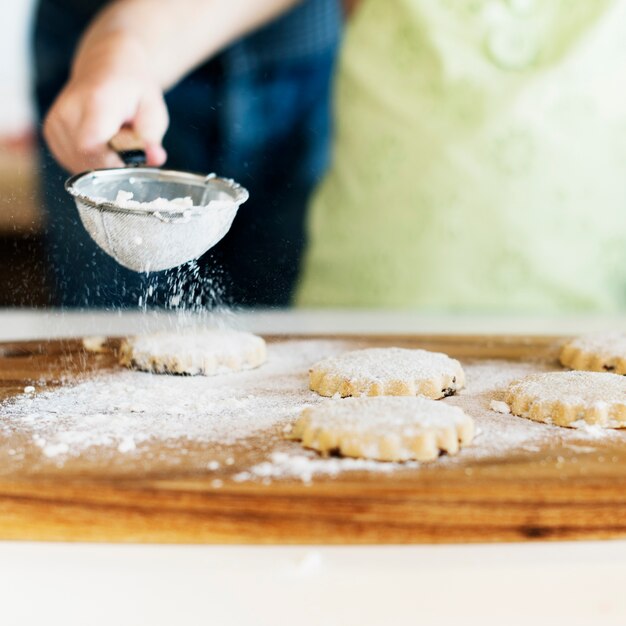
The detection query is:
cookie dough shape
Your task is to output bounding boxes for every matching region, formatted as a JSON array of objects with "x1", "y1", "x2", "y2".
[
  {"x1": 560, "y1": 333, "x2": 626, "y2": 375},
  {"x1": 119, "y1": 329, "x2": 266, "y2": 375},
  {"x1": 505, "y1": 371, "x2": 626, "y2": 428},
  {"x1": 292, "y1": 396, "x2": 475, "y2": 461},
  {"x1": 309, "y1": 347, "x2": 465, "y2": 399}
]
